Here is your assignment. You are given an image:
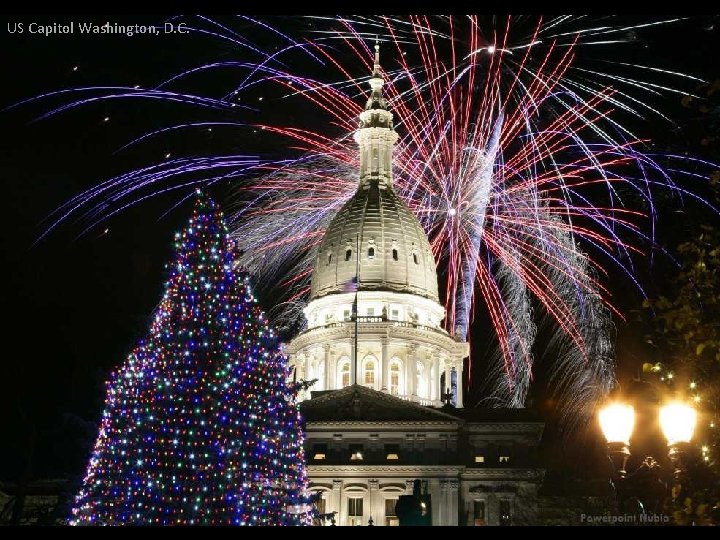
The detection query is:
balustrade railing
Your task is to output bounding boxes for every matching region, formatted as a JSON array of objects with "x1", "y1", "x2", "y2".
[{"x1": 311, "y1": 318, "x2": 448, "y2": 335}]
